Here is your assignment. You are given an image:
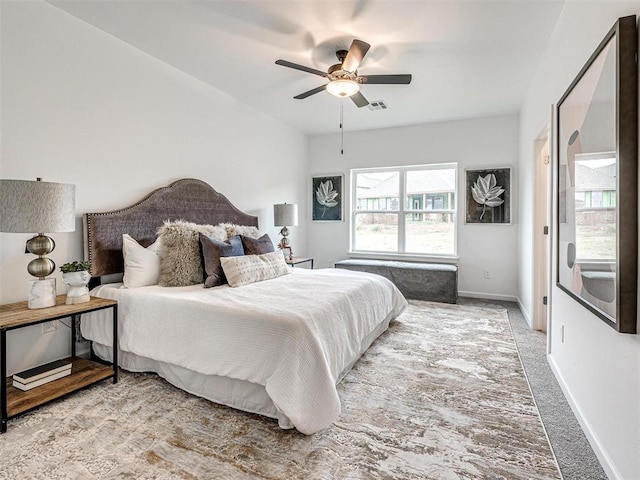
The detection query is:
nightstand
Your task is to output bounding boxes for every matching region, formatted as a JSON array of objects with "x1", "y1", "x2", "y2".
[
  {"x1": 285, "y1": 257, "x2": 314, "y2": 269},
  {"x1": 0, "y1": 295, "x2": 118, "y2": 433}
]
